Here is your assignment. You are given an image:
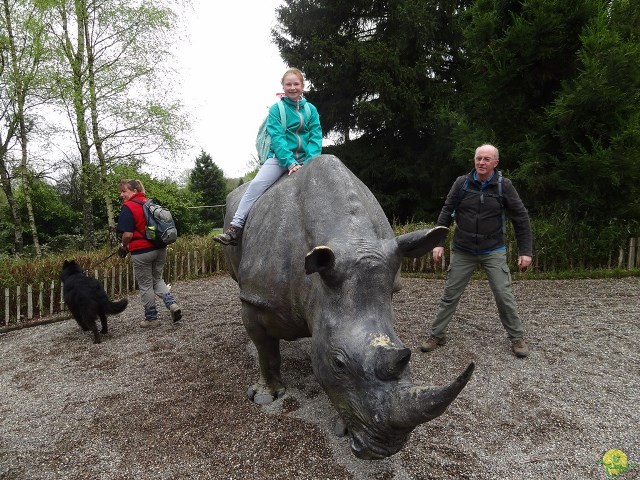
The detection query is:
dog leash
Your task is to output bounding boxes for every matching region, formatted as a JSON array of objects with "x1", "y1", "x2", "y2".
[{"x1": 93, "y1": 250, "x2": 119, "y2": 269}]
